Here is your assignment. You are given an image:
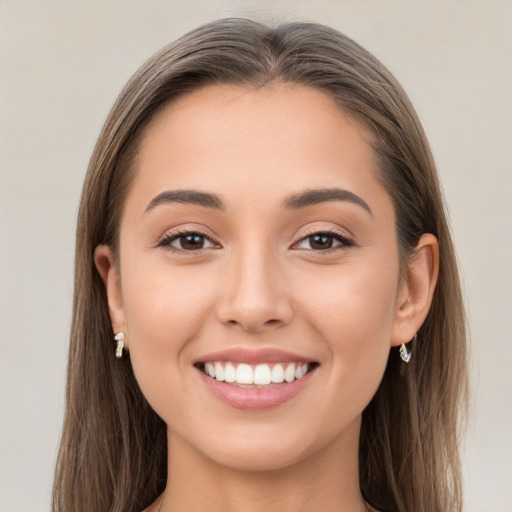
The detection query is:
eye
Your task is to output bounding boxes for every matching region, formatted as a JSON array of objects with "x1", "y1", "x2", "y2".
[
  {"x1": 293, "y1": 230, "x2": 353, "y2": 251},
  {"x1": 158, "y1": 231, "x2": 217, "y2": 252}
]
